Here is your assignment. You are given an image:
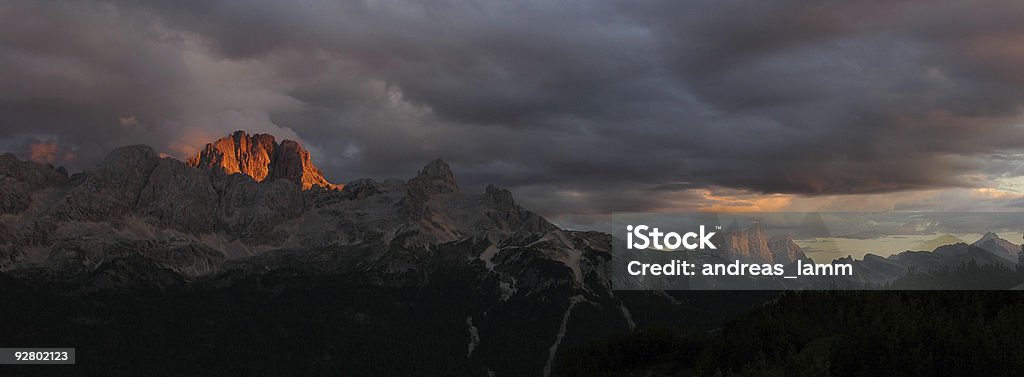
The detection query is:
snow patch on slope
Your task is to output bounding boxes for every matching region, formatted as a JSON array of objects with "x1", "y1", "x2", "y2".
[
  {"x1": 619, "y1": 304, "x2": 637, "y2": 331},
  {"x1": 543, "y1": 295, "x2": 586, "y2": 377},
  {"x1": 467, "y1": 316, "x2": 480, "y2": 357},
  {"x1": 499, "y1": 278, "x2": 517, "y2": 301},
  {"x1": 528, "y1": 231, "x2": 584, "y2": 283},
  {"x1": 479, "y1": 243, "x2": 499, "y2": 270}
]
